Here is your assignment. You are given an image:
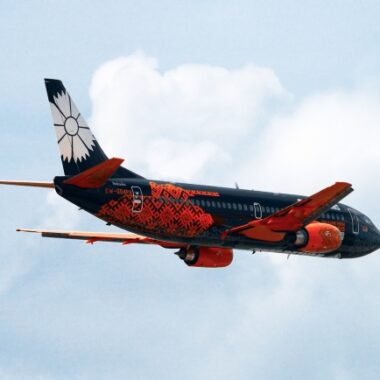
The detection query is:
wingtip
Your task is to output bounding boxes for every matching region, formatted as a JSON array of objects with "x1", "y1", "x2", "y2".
[
  {"x1": 334, "y1": 182, "x2": 354, "y2": 192},
  {"x1": 112, "y1": 157, "x2": 125, "y2": 164}
]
